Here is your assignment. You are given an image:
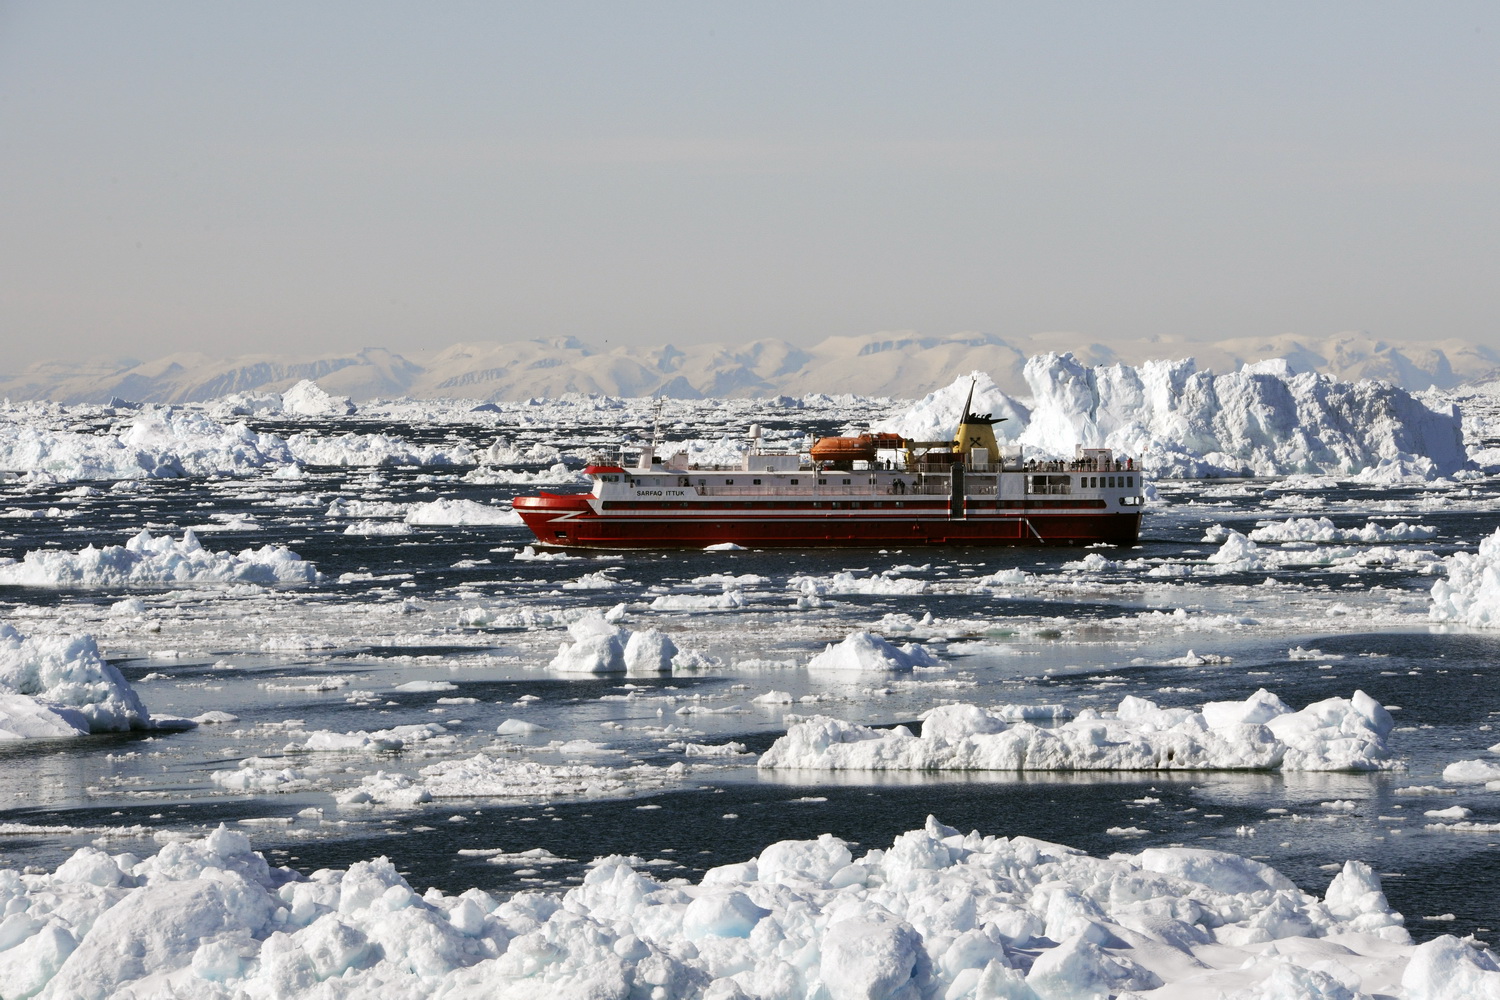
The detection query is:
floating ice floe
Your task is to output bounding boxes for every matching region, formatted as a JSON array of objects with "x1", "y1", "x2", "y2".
[
  {"x1": 1441, "y1": 759, "x2": 1500, "y2": 783},
  {"x1": 1203, "y1": 517, "x2": 1438, "y2": 544},
  {"x1": 1162, "y1": 649, "x2": 1232, "y2": 666},
  {"x1": 1192, "y1": 529, "x2": 1441, "y2": 576},
  {"x1": 0, "y1": 623, "x2": 153, "y2": 738},
  {"x1": 649, "y1": 591, "x2": 746, "y2": 610},
  {"x1": 404, "y1": 498, "x2": 521, "y2": 526},
  {"x1": 343, "y1": 519, "x2": 413, "y2": 536},
  {"x1": 790, "y1": 572, "x2": 929, "y2": 597},
  {"x1": 0, "y1": 529, "x2": 322, "y2": 588},
  {"x1": 1430, "y1": 527, "x2": 1500, "y2": 627},
  {"x1": 8, "y1": 816, "x2": 1493, "y2": 999},
  {"x1": 760, "y1": 689, "x2": 1396, "y2": 772},
  {"x1": 805, "y1": 631, "x2": 940, "y2": 673},
  {"x1": 337, "y1": 756, "x2": 688, "y2": 804},
  {"x1": 285, "y1": 722, "x2": 451, "y2": 753}
]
